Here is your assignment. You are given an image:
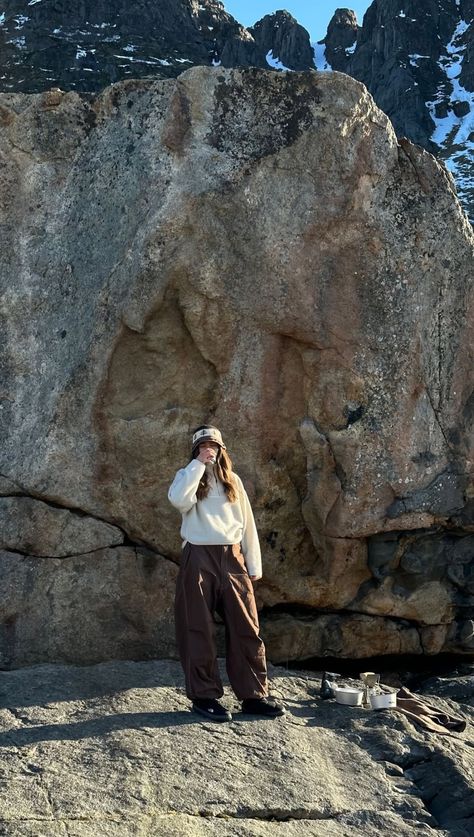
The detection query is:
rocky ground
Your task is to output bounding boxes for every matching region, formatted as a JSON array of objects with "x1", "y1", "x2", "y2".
[{"x1": 0, "y1": 660, "x2": 473, "y2": 836}]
